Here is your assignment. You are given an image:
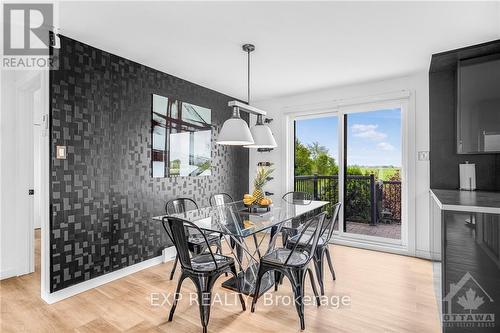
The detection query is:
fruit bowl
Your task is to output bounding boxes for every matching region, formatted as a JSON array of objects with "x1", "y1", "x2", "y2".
[
  {"x1": 243, "y1": 203, "x2": 272, "y2": 213},
  {"x1": 243, "y1": 193, "x2": 273, "y2": 213}
]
